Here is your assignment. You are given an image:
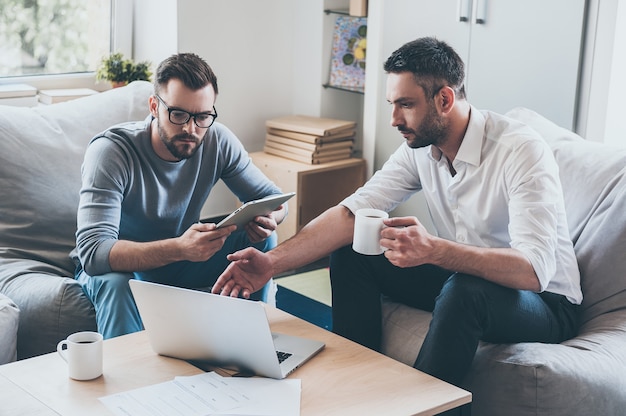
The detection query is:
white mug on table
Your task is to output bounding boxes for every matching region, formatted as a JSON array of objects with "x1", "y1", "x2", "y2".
[{"x1": 57, "y1": 331, "x2": 103, "y2": 380}]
